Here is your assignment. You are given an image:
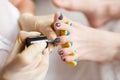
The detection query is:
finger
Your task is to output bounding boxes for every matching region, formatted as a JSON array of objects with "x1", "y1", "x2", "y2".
[
  {"x1": 54, "y1": 36, "x2": 71, "y2": 44},
  {"x1": 61, "y1": 52, "x2": 79, "y2": 62},
  {"x1": 38, "y1": 27, "x2": 57, "y2": 53},
  {"x1": 35, "y1": 15, "x2": 57, "y2": 40},
  {"x1": 39, "y1": 26, "x2": 57, "y2": 40},
  {"x1": 54, "y1": 21, "x2": 72, "y2": 31},
  {"x1": 48, "y1": 44, "x2": 54, "y2": 54},
  {"x1": 19, "y1": 31, "x2": 41, "y2": 42},
  {"x1": 54, "y1": 12, "x2": 69, "y2": 22},
  {"x1": 33, "y1": 48, "x2": 49, "y2": 73},
  {"x1": 58, "y1": 47, "x2": 74, "y2": 56},
  {"x1": 20, "y1": 42, "x2": 47, "y2": 64},
  {"x1": 61, "y1": 55, "x2": 76, "y2": 62},
  {"x1": 39, "y1": 48, "x2": 49, "y2": 66},
  {"x1": 7, "y1": 31, "x2": 41, "y2": 64},
  {"x1": 15, "y1": 31, "x2": 41, "y2": 52}
]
